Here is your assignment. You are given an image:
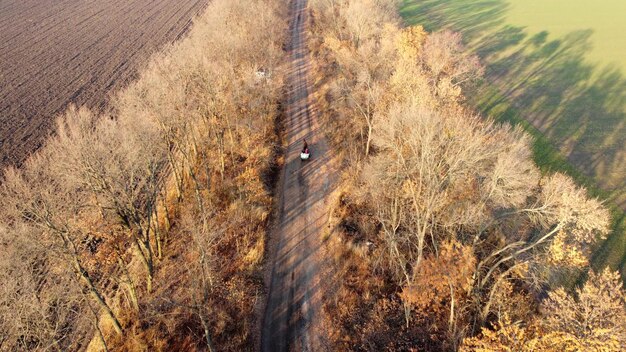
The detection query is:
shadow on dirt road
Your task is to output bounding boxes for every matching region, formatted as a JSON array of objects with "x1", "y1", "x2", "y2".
[{"x1": 261, "y1": 0, "x2": 338, "y2": 351}]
